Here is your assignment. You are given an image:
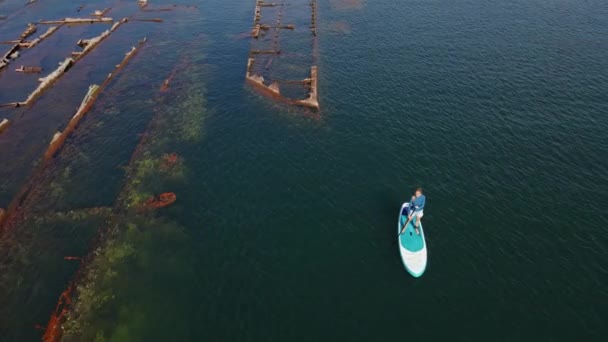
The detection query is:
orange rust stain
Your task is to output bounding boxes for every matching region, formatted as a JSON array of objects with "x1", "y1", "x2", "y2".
[
  {"x1": 160, "y1": 78, "x2": 171, "y2": 92},
  {"x1": 160, "y1": 152, "x2": 180, "y2": 171},
  {"x1": 143, "y1": 192, "x2": 177, "y2": 209},
  {"x1": 42, "y1": 286, "x2": 73, "y2": 342}
]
